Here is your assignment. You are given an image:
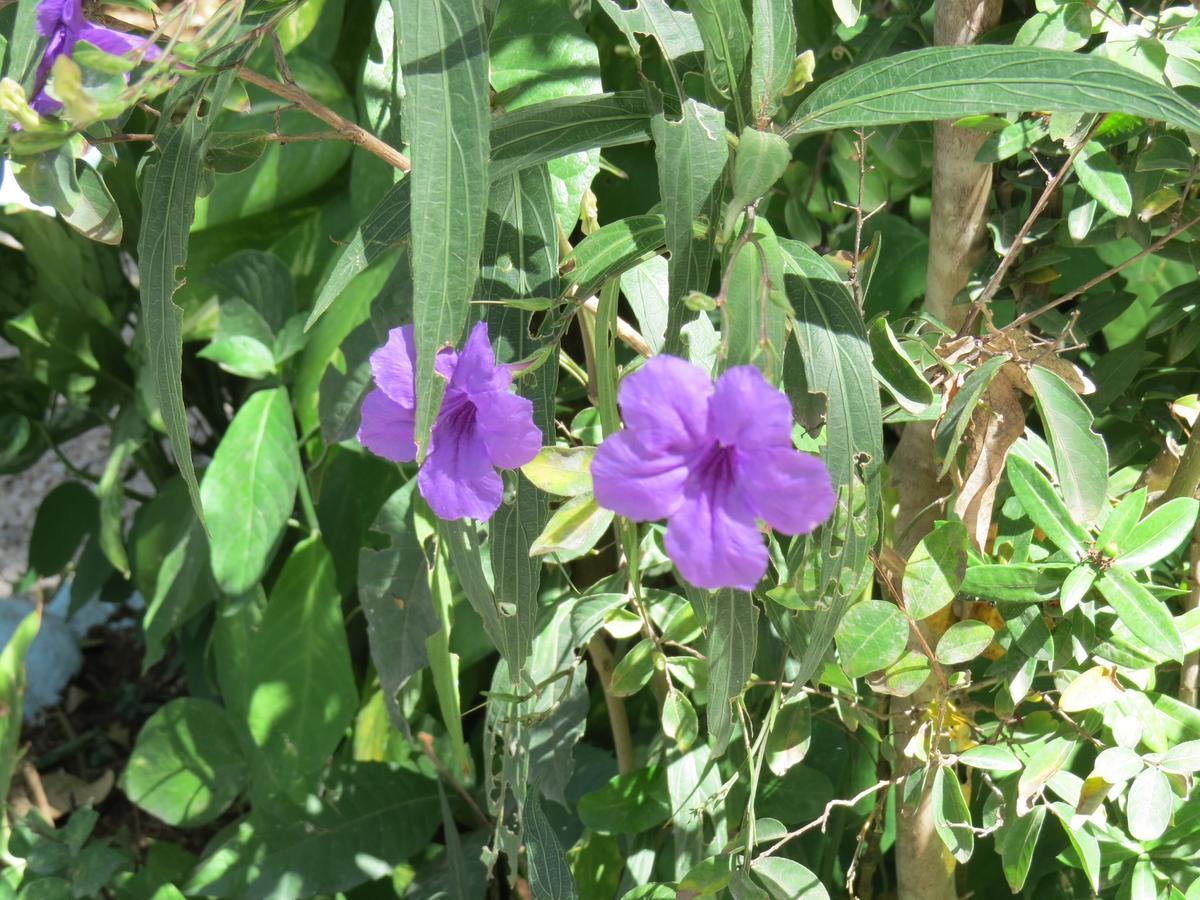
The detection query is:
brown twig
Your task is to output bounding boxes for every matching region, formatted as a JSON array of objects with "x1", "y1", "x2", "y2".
[
  {"x1": 1005, "y1": 215, "x2": 1200, "y2": 331},
  {"x1": 237, "y1": 67, "x2": 411, "y2": 173},
  {"x1": 580, "y1": 295, "x2": 653, "y2": 357},
  {"x1": 417, "y1": 732, "x2": 491, "y2": 831},
  {"x1": 755, "y1": 778, "x2": 897, "y2": 861},
  {"x1": 588, "y1": 636, "x2": 635, "y2": 775},
  {"x1": 956, "y1": 116, "x2": 1105, "y2": 337}
]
